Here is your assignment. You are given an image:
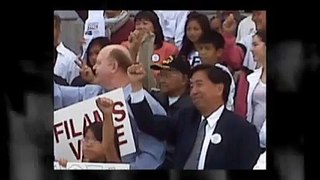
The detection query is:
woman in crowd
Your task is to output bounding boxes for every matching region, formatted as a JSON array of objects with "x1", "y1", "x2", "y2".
[
  {"x1": 121, "y1": 11, "x2": 179, "y2": 86},
  {"x1": 71, "y1": 36, "x2": 110, "y2": 86},
  {"x1": 178, "y1": 12, "x2": 211, "y2": 67},
  {"x1": 235, "y1": 30, "x2": 266, "y2": 136}
]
